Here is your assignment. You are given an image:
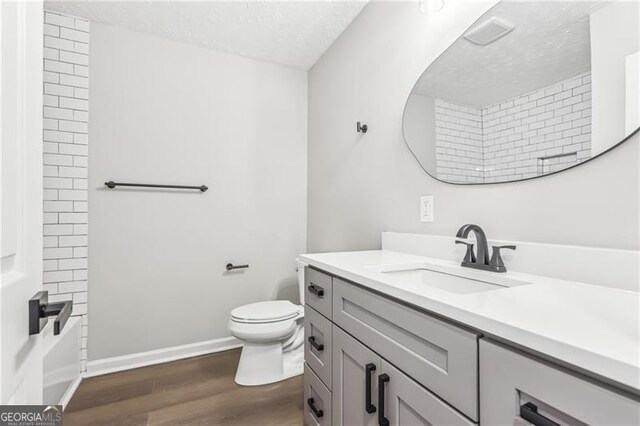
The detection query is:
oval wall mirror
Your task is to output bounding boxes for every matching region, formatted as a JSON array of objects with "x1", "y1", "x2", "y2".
[{"x1": 403, "y1": 1, "x2": 640, "y2": 184}]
